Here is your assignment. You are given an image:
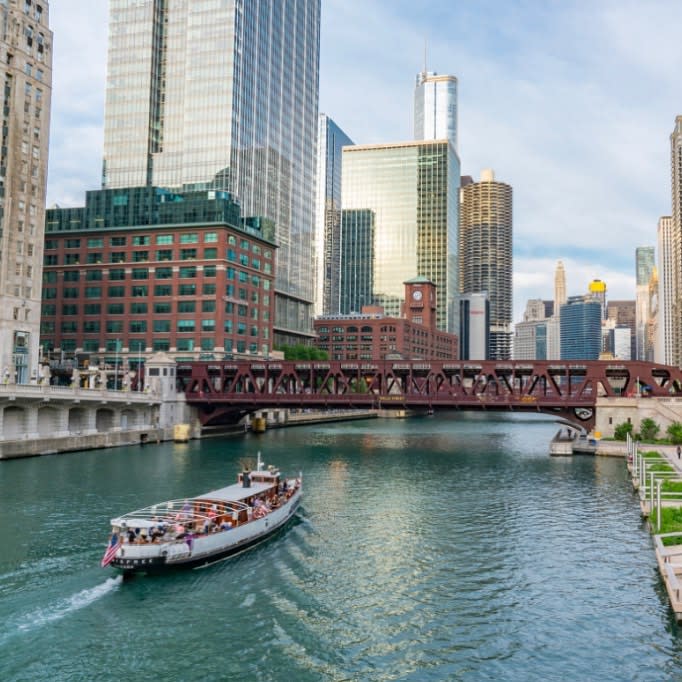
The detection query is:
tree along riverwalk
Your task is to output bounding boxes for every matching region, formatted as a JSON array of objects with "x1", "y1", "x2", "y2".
[{"x1": 626, "y1": 434, "x2": 682, "y2": 621}]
